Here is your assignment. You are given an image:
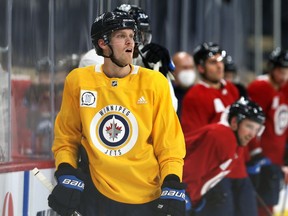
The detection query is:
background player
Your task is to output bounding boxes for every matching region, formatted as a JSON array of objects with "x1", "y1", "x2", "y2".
[
  {"x1": 223, "y1": 55, "x2": 248, "y2": 98},
  {"x1": 247, "y1": 47, "x2": 288, "y2": 216},
  {"x1": 181, "y1": 42, "x2": 239, "y2": 134},
  {"x1": 171, "y1": 51, "x2": 196, "y2": 118},
  {"x1": 181, "y1": 42, "x2": 257, "y2": 215},
  {"x1": 184, "y1": 97, "x2": 265, "y2": 216}
]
